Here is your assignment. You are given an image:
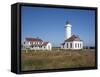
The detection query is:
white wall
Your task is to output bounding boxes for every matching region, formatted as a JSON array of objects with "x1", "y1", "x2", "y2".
[
  {"x1": 73, "y1": 41, "x2": 83, "y2": 49},
  {"x1": 23, "y1": 41, "x2": 52, "y2": 50},
  {"x1": 64, "y1": 42, "x2": 72, "y2": 49},
  {"x1": 63, "y1": 41, "x2": 83, "y2": 49},
  {"x1": 0, "y1": 0, "x2": 99, "y2": 77}
]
